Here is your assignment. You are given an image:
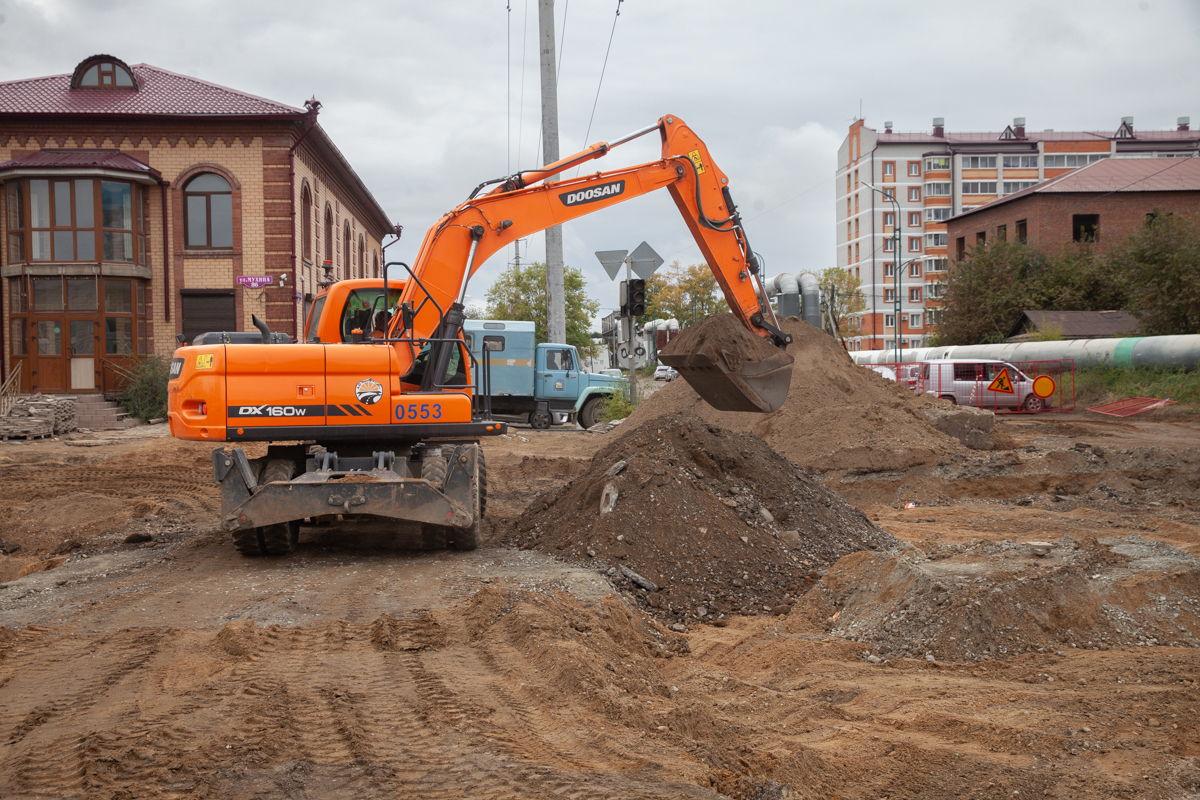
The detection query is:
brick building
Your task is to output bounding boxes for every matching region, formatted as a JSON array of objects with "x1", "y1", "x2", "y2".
[
  {"x1": 837, "y1": 115, "x2": 1198, "y2": 351},
  {"x1": 946, "y1": 157, "x2": 1200, "y2": 258},
  {"x1": 0, "y1": 55, "x2": 392, "y2": 394}
]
